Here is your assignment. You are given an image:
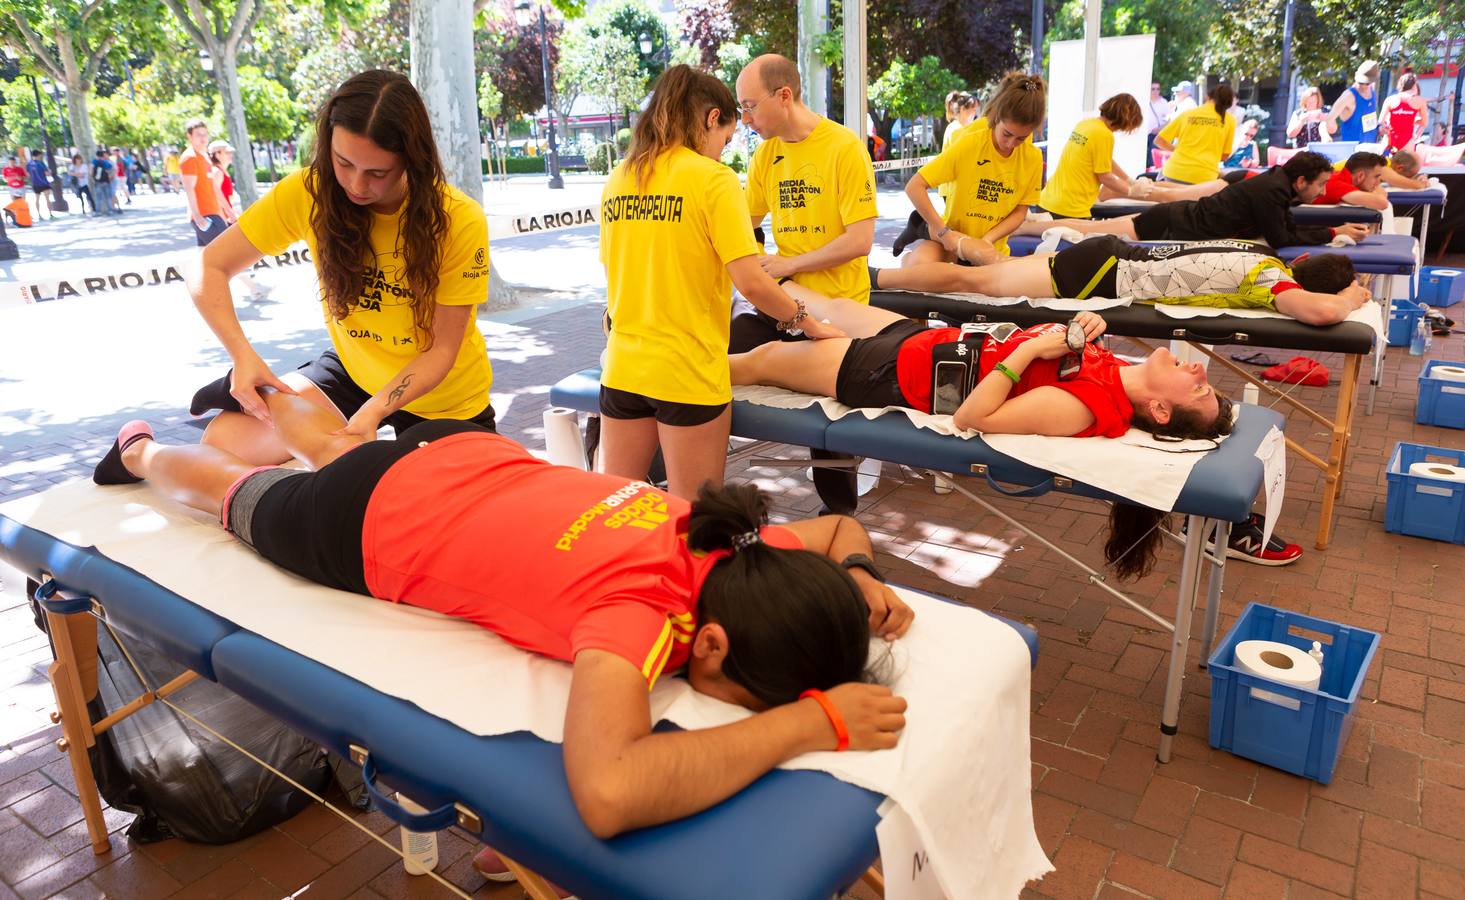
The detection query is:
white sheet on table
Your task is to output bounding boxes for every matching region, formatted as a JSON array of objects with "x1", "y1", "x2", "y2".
[
  {"x1": 1150, "y1": 298, "x2": 1386, "y2": 347},
  {"x1": 733, "y1": 384, "x2": 1223, "y2": 511},
  {"x1": 0, "y1": 481, "x2": 1052, "y2": 900},
  {"x1": 887, "y1": 291, "x2": 1134, "y2": 312}
]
